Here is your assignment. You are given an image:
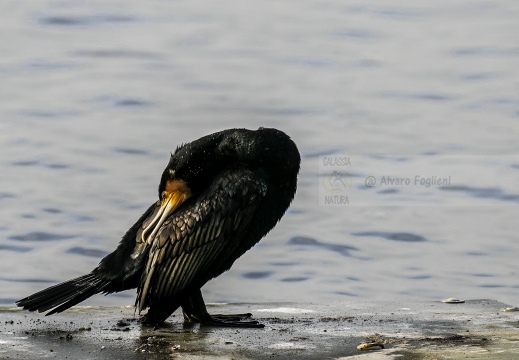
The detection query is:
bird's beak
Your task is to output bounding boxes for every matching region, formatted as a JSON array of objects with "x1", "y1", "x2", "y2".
[{"x1": 141, "y1": 191, "x2": 186, "y2": 244}]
